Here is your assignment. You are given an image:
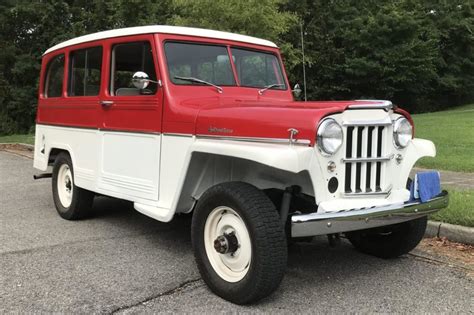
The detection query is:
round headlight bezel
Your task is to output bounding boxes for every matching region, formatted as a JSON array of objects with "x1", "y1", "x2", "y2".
[
  {"x1": 393, "y1": 117, "x2": 412, "y2": 149},
  {"x1": 317, "y1": 118, "x2": 343, "y2": 156}
]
